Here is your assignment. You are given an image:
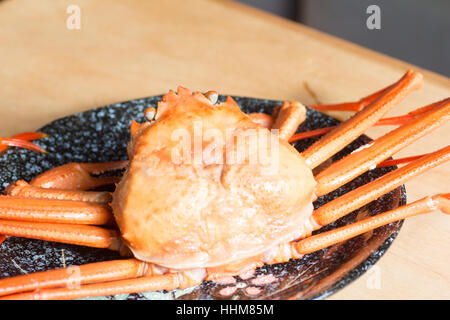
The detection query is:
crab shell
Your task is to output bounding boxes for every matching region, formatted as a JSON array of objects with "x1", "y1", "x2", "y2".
[{"x1": 111, "y1": 87, "x2": 316, "y2": 269}]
